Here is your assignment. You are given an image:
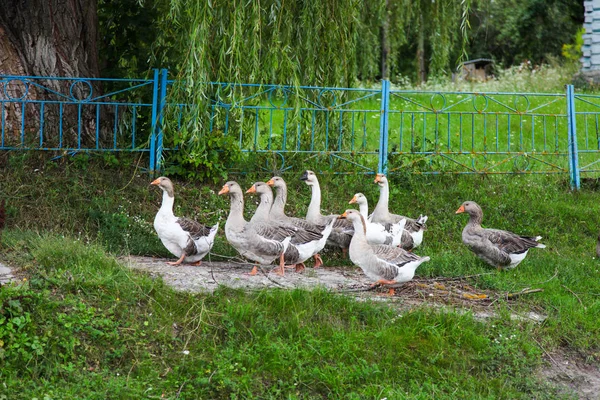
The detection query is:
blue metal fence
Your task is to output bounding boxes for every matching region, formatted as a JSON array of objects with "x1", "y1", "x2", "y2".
[{"x1": 0, "y1": 68, "x2": 597, "y2": 189}]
